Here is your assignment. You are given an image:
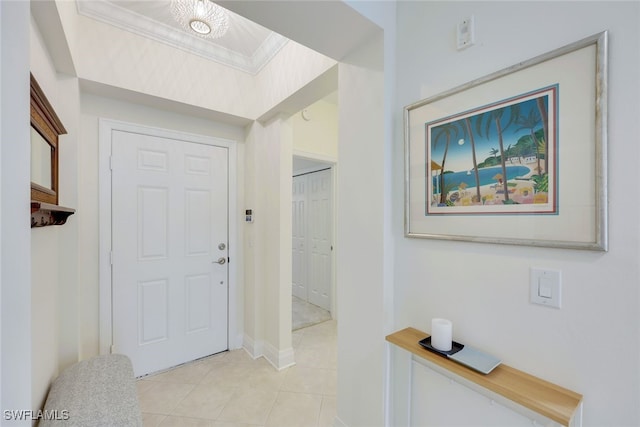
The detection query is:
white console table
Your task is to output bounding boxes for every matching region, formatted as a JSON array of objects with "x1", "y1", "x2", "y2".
[{"x1": 386, "y1": 327, "x2": 583, "y2": 426}]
